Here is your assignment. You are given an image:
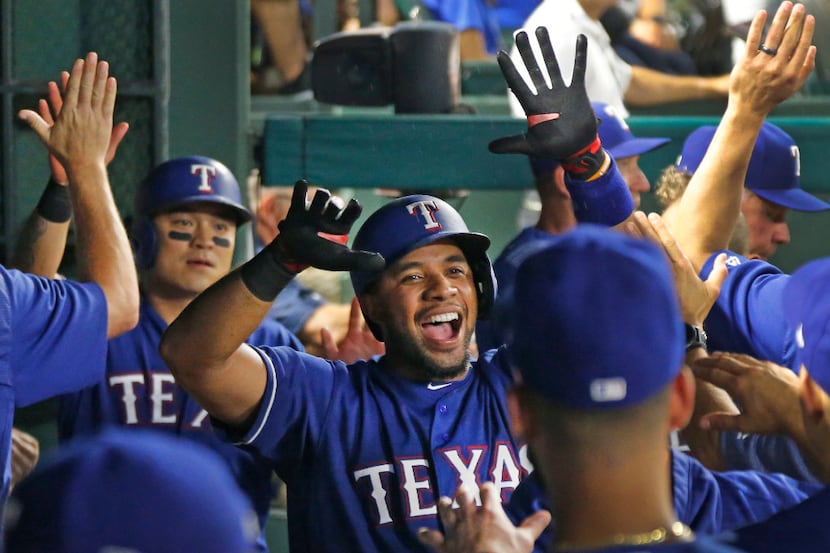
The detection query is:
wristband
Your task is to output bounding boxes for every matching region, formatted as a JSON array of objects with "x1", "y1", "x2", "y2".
[
  {"x1": 240, "y1": 242, "x2": 298, "y2": 302},
  {"x1": 36, "y1": 177, "x2": 71, "y2": 223},
  {"x1": 563, "y1": 157, "x2": 633, "y2": 226}
]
